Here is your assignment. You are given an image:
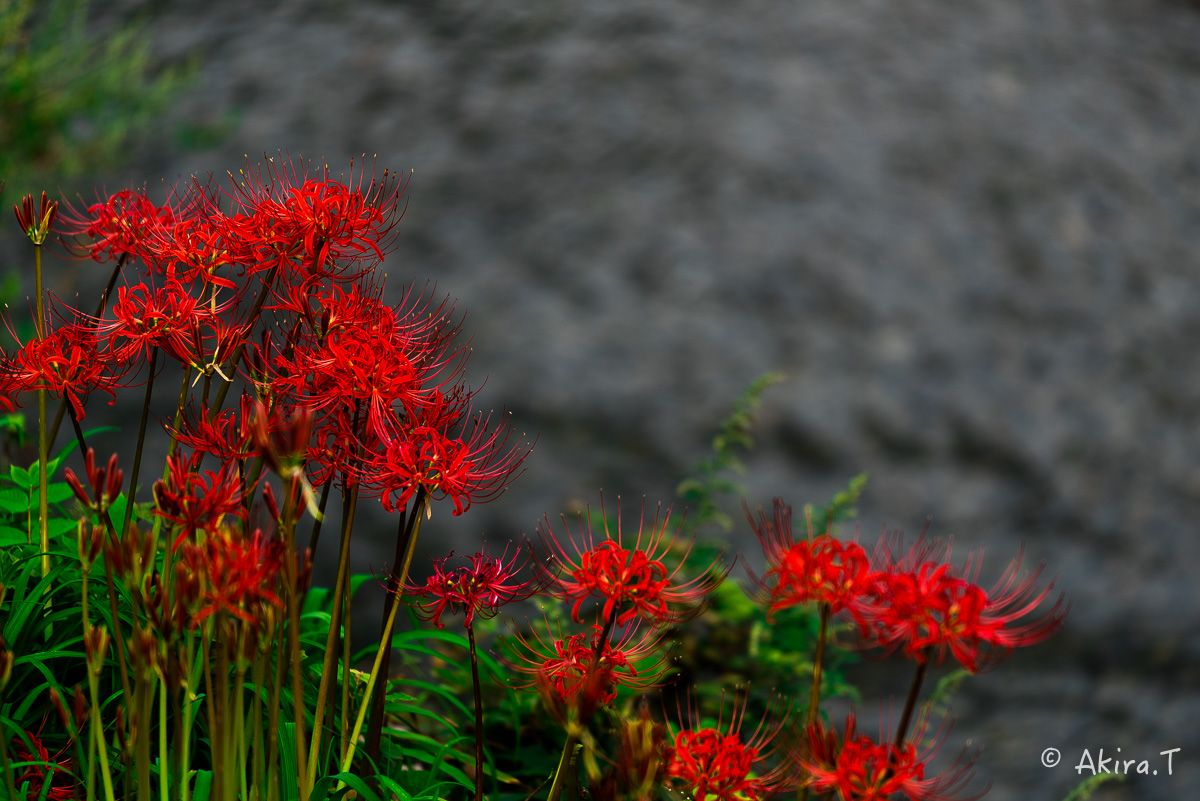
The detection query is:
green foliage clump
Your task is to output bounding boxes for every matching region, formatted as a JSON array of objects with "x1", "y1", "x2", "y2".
[{"x1": 0, "y1": 0, "x2": 197, "y2": 198}]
